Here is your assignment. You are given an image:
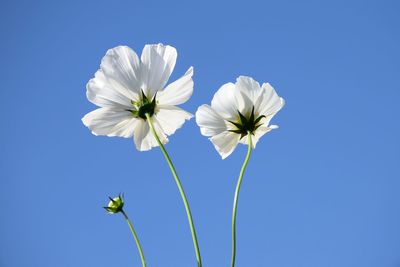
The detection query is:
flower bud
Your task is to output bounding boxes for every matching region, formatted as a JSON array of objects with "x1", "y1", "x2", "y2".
[{"x1": 104, "y1": 194, "x2": 124, "y2": 214}]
